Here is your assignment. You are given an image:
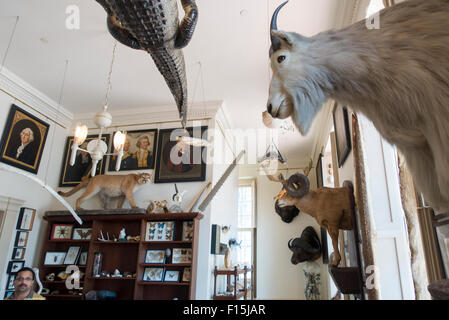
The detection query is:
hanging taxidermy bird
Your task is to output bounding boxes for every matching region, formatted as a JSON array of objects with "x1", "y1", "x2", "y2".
[{"x1": 95, "y1": 0, "x2": 199, "y2": 129}]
